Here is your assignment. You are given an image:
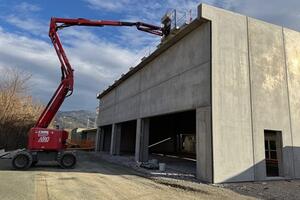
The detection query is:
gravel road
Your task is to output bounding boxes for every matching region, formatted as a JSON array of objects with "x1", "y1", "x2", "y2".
[{"x1": 0, "y1": 151, "x2": 254, "y2": 200}]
